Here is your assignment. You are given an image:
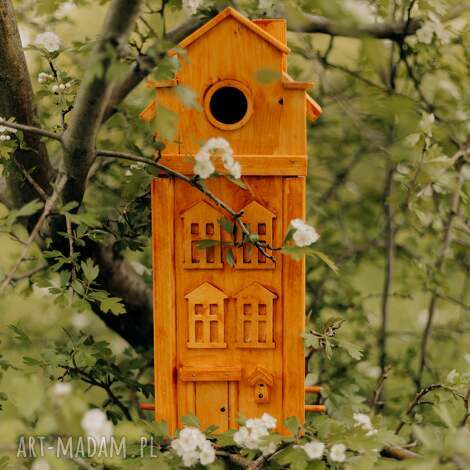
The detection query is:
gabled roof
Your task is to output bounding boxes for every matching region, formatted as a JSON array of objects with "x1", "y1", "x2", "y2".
[
  {"x1": 235, "y1": 282, "x2": 277, "y2": 299},
  {"x1": 185, "y1": 282, "x2": 227, "y2": 301},
  {"x1": 178, "y1": 7, "x2": 290, "y2": 54},
  {"x1": 180, "y1": 200, "x2": 221, "y2": 219},
  {"x1": 247, "y1": 367, "x2": 274, "y2": 386},
  {"x1": 241, "y1": 201, "x2": 276, "y2": 220}
]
